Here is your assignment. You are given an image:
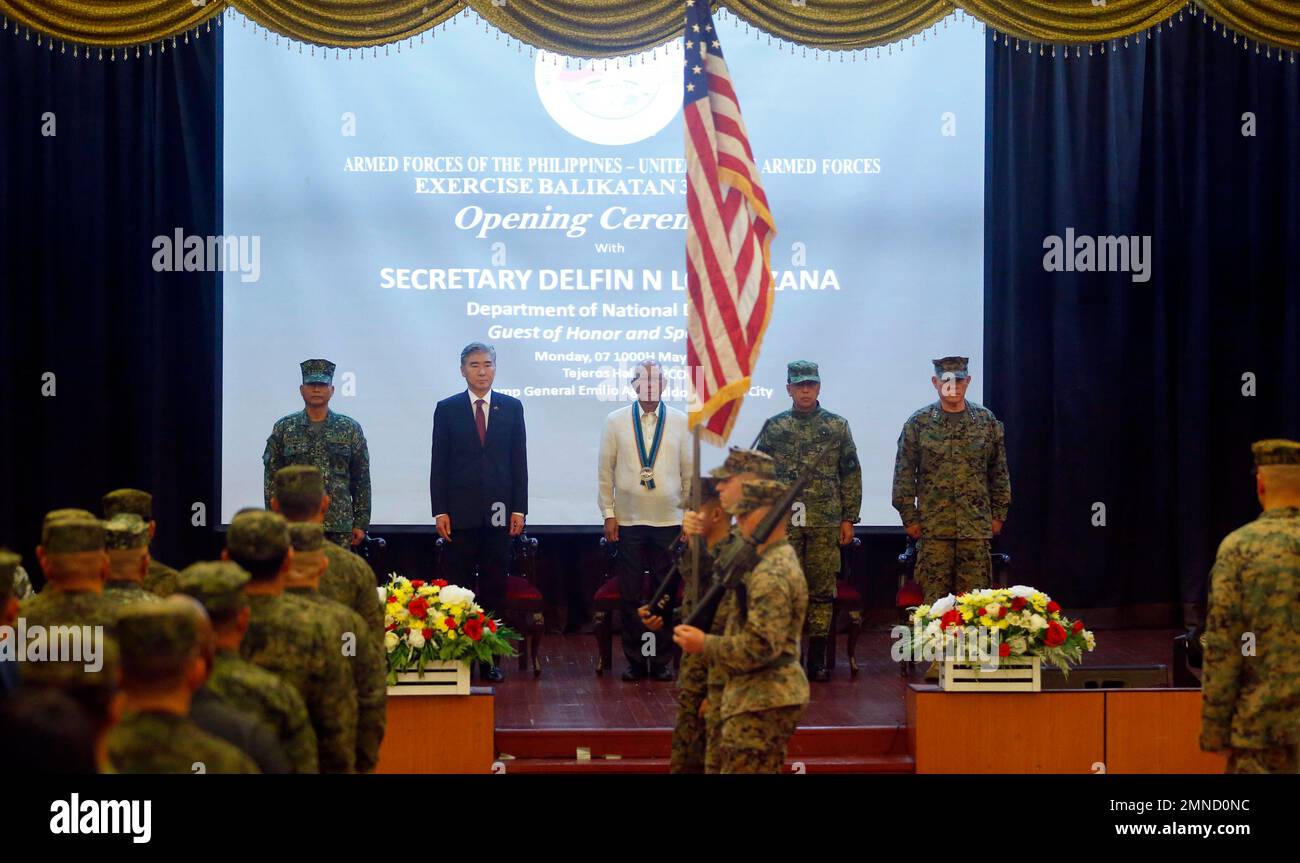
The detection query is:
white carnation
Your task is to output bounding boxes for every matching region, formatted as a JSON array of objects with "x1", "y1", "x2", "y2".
[
  {"x1": 929, "y1": 594, "x2": 957, "y2": 616},
  {"x1": 439, "y1": 585, "x2": 476, "y2": 607}
]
